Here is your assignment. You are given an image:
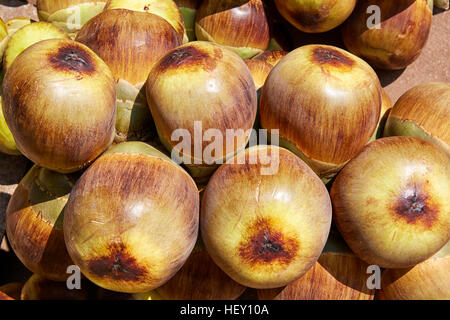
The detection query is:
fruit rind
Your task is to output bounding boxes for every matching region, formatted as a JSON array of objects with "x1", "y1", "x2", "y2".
[
  {"x1": 6, "y1": 165, "x2": 75, "y2": 281},
  {"x1": 195, "y1": 23, "x2": 263, "y2": 59},
  {"x1": 39, "y1": 2, "x2": 106, "y2": 34},
  {"x1": 384, "y1": 117, "x2": 449, "y2": 156}
]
